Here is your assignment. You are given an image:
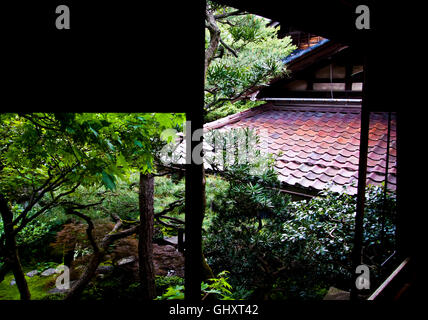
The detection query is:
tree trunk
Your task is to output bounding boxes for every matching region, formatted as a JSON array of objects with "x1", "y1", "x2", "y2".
[
  {"x1": 138, "y1": 172, "x2": 156, "y2": 300},
  {"x1": 65, "y1": 220, "x2": 139, "y2": 301},
  {"x1": 63, "y1": 245, "x2": 75, "y2": 269},
  {"x1": 65, "y1": 249, "x2": 104, "y2": 301},
  {"x1": 205, "y1": 5, "x2": 221, "y2": 80},
  {"x1": 0, "y1": 194, "x2": 31, "y2": 300},
  {"x1": 64, "y1": 206, "x2": 139, "y2": 300}
]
